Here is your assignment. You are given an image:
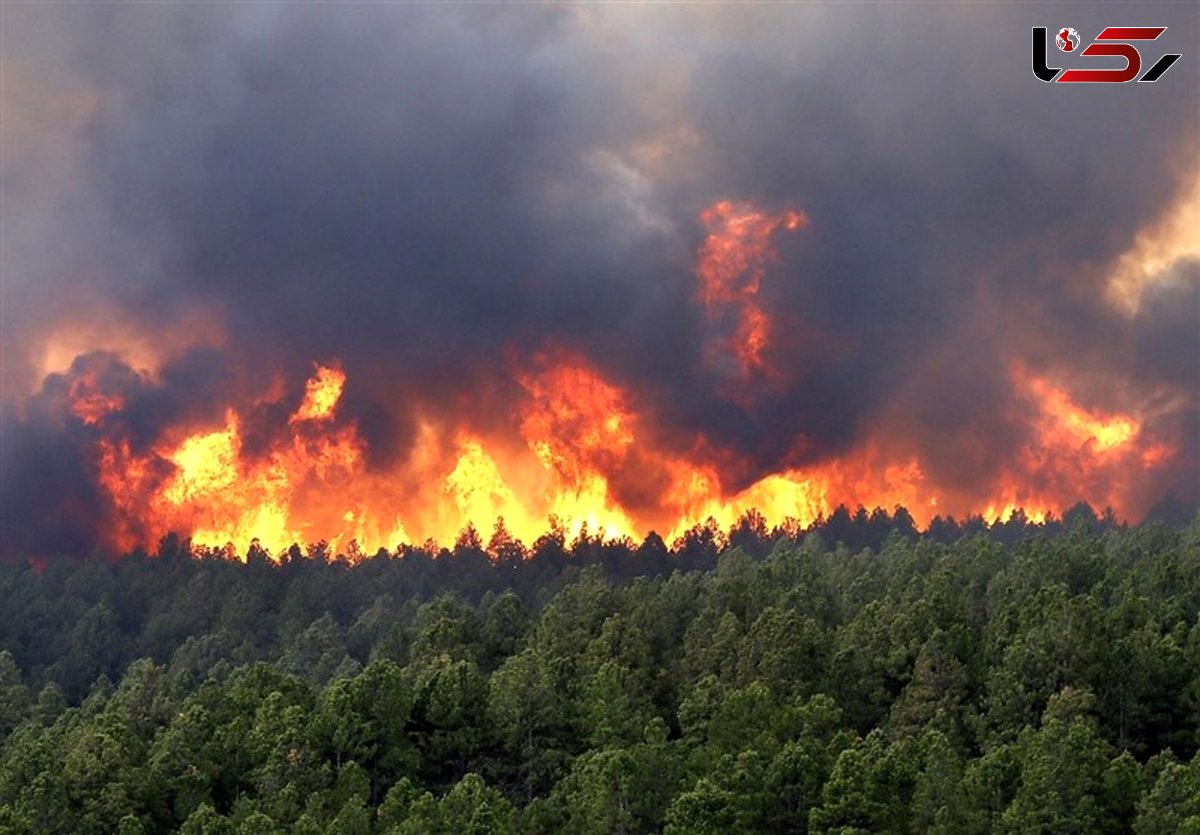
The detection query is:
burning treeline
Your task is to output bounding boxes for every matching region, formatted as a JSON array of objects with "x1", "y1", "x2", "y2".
[{"x1": 4, "y1": 200, "x2": 1185, "y2": 559}]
